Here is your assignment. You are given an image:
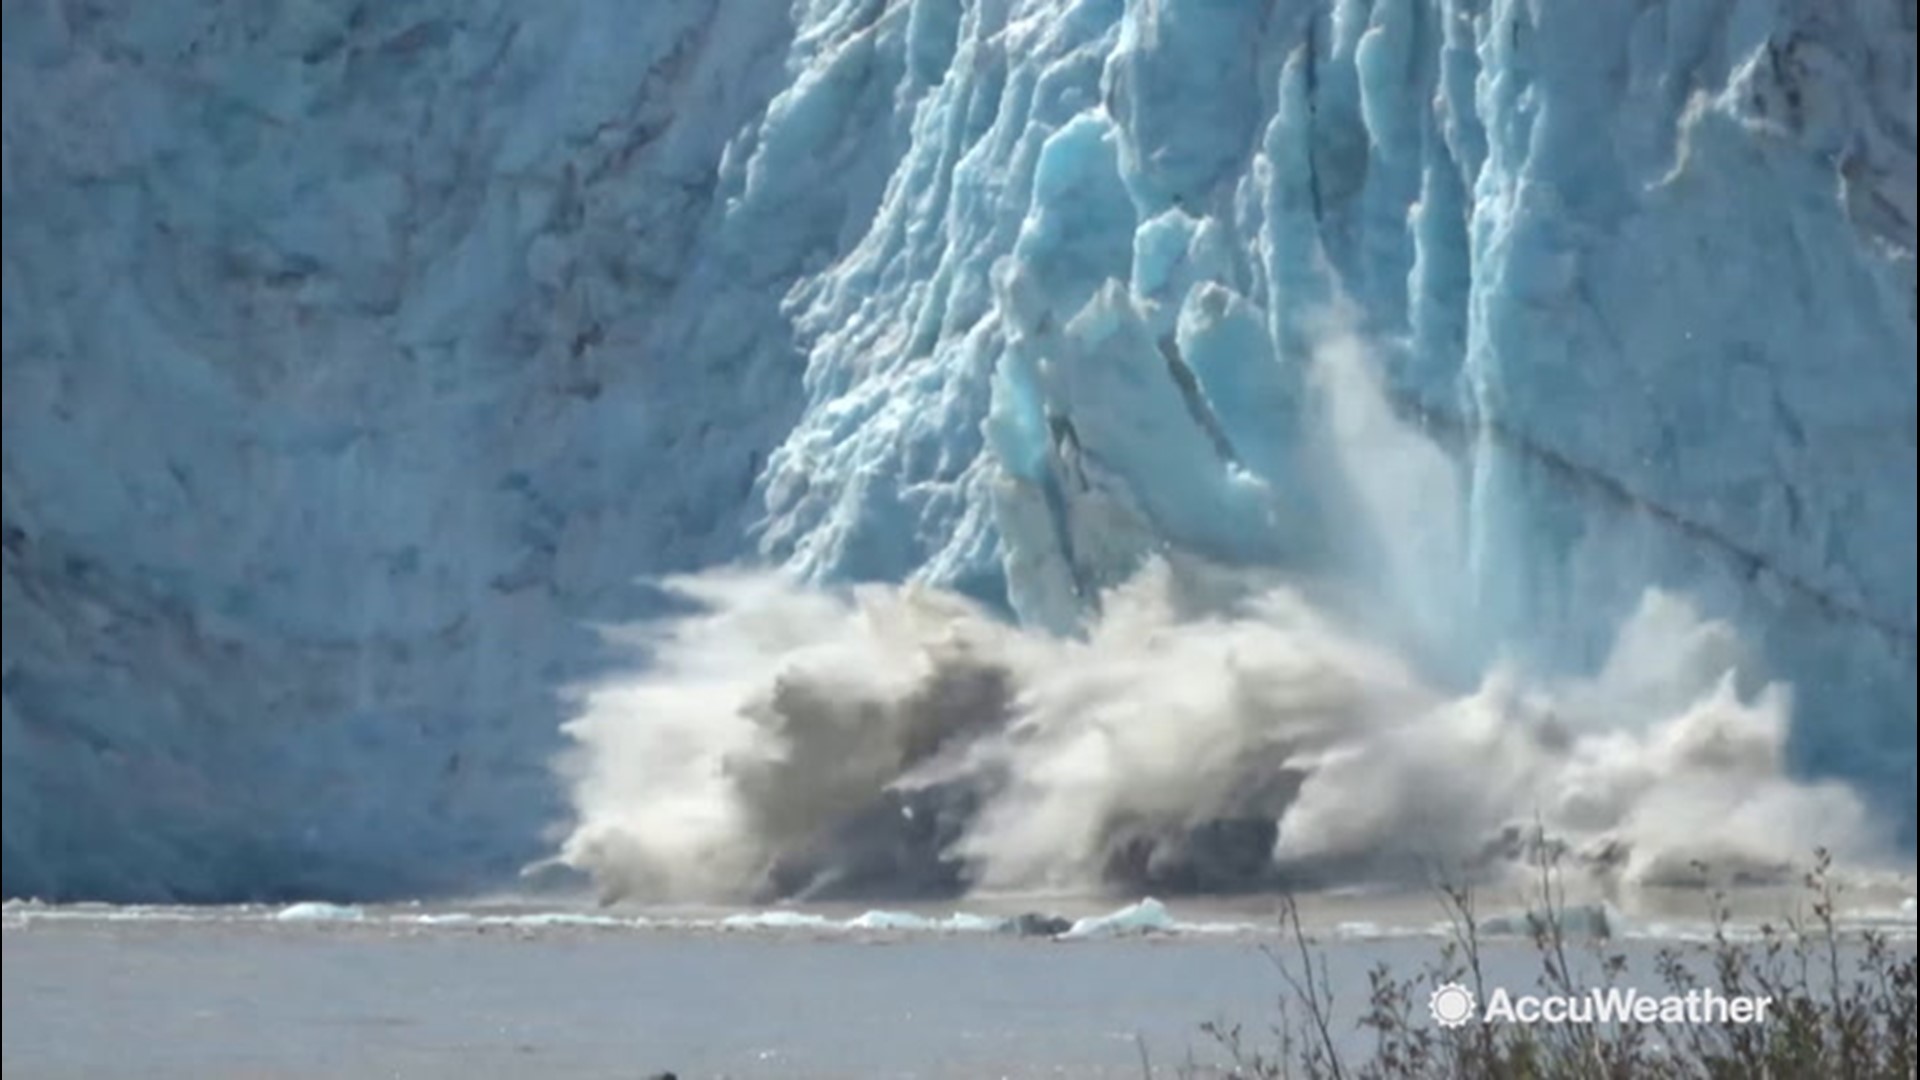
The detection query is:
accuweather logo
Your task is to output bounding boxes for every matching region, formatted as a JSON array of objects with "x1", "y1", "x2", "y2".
[
  {"x1": 1428, "y1": 983, "x2": 1478, "y2": 1027},
  {"x1": 1426, "y1": 982, "x2": 1774, "y2": 1026}
]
